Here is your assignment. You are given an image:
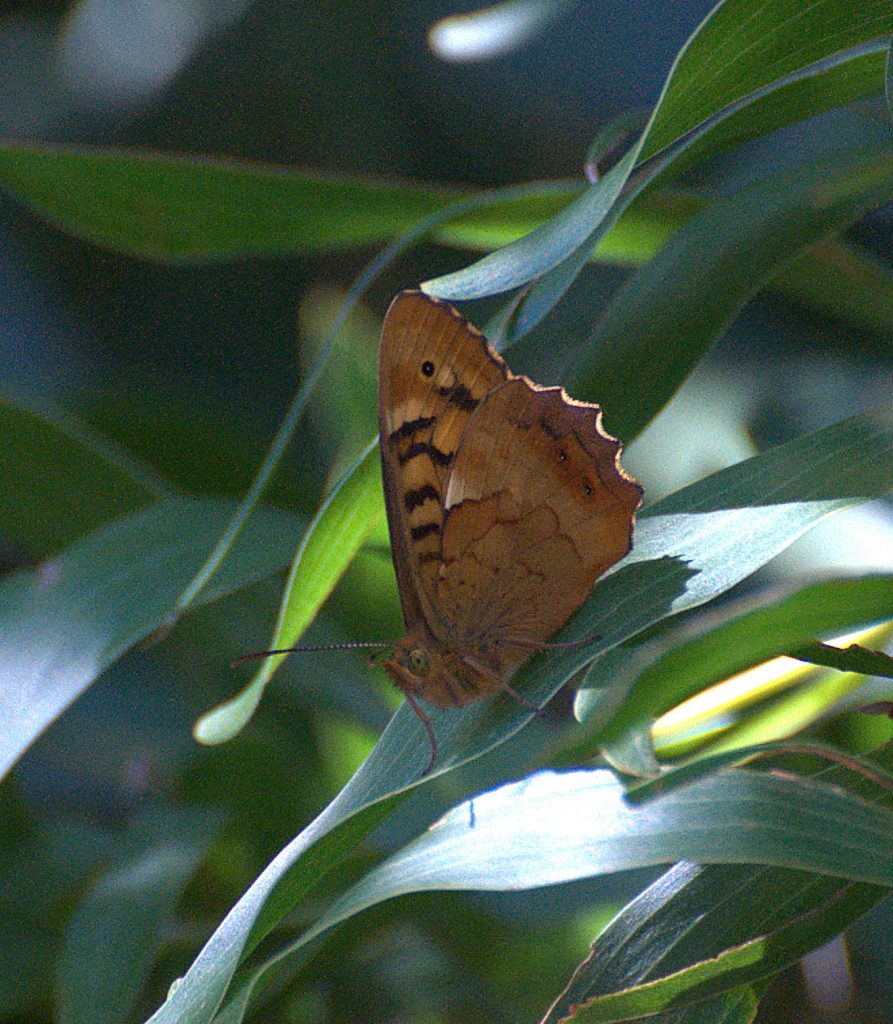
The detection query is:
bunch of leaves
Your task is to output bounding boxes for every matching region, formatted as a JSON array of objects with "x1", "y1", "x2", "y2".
[{"x1": 2, "y1": 1, "x2": 893, "y2": 1022}]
